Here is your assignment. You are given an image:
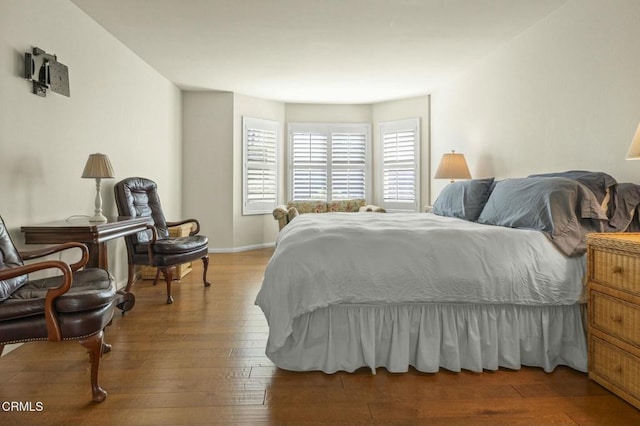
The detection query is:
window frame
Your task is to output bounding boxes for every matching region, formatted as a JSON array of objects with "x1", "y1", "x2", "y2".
[
  {"x1": 242, "y1": 116, "x2": 279, "y2": 215},
  {"x1": 288, "y1": 122, "x2": 372, "y2": 202}
]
